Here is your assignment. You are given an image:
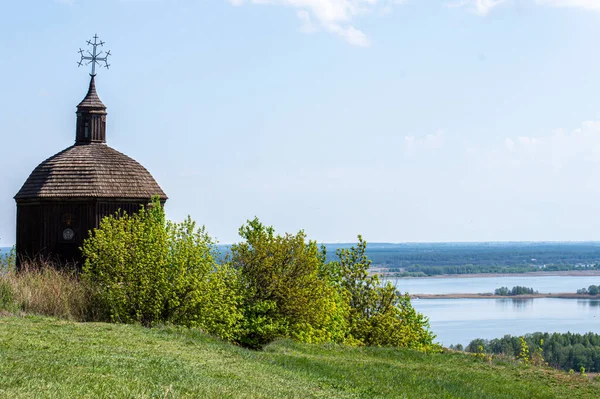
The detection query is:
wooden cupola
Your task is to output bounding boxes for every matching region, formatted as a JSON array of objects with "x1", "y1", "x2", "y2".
[{"x1": 75, "y1": 76, "x2": 107, "y2": 144}]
